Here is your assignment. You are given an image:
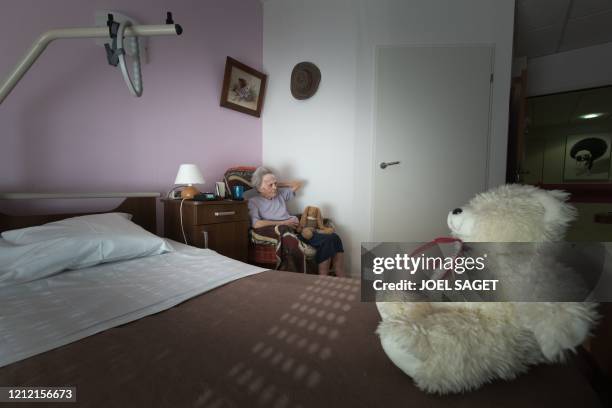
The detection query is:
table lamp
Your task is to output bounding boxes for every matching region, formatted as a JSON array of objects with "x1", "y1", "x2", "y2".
[{"x1": 174, "y1": 164, "x2": 205, "y2": 199}]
